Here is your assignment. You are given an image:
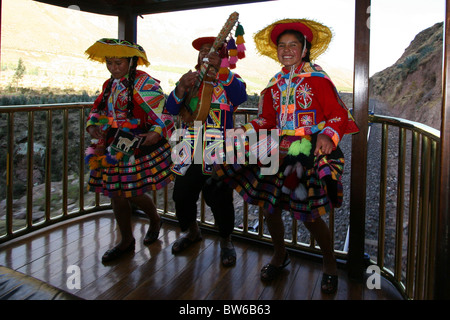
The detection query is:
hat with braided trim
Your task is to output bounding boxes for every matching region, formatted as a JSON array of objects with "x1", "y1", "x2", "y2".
[
  {"x1": 85, "y1": 38, "x2": 150, "y2": 67},
  {"x1": 254, "y1": 18, "x2": 332, "y2": 62}
]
